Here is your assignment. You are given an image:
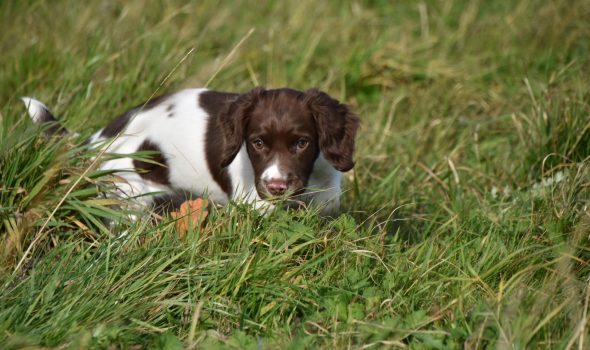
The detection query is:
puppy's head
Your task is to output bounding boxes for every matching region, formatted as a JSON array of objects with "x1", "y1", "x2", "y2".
[{"x1": 218, "y1": 87, "x2": 359, "y2": 200}]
